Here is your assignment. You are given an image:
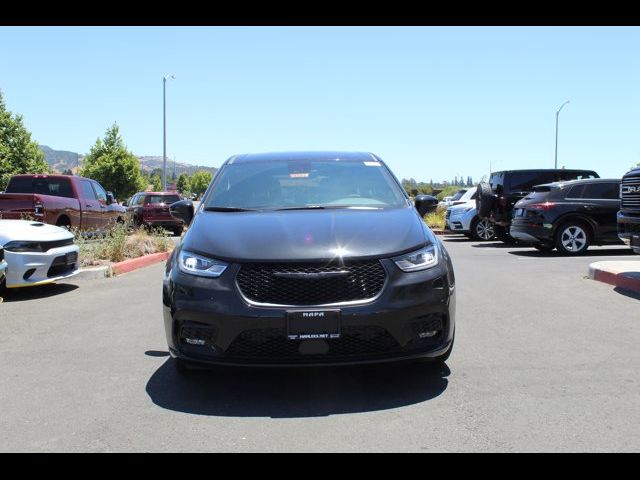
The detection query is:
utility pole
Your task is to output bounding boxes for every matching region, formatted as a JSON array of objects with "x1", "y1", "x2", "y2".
[
  {"x1": 163, "y1": 74, "x2": 175, "y2": 191},
  {"x1": 555, "y1": 100, "x2": 570, "y2": 169}
]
